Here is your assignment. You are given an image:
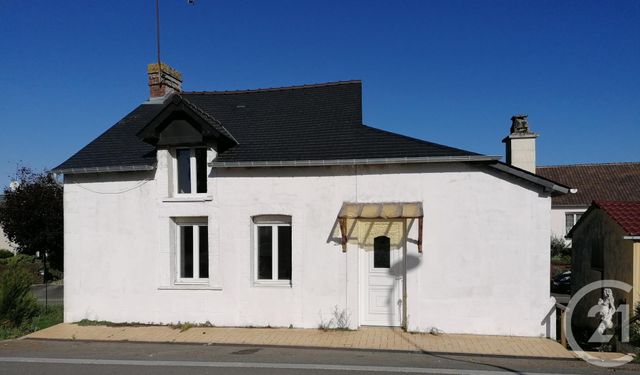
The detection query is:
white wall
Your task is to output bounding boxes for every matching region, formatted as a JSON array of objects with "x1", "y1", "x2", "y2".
[
  {"x1": 550, "y1": 206, "x2": 588, "y2": 241},
  {"x1": 63, "y1": 161, "x2": 555, "y2": 337}
]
